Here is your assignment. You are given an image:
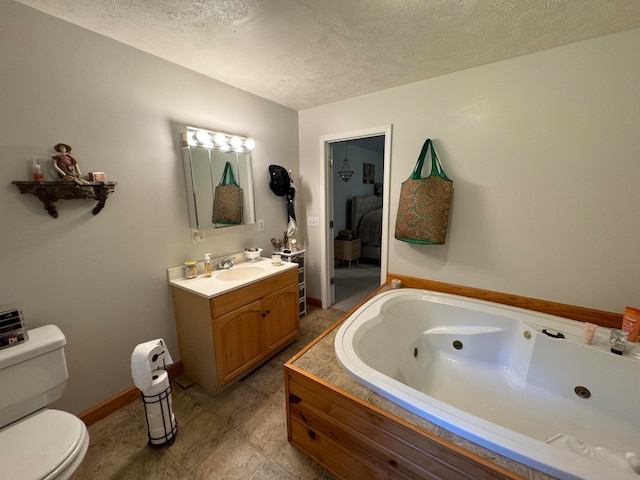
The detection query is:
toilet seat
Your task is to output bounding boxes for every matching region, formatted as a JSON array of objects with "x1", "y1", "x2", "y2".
[{"x1": 0, "y1": 409, "x2": 89, "y2": 480}]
